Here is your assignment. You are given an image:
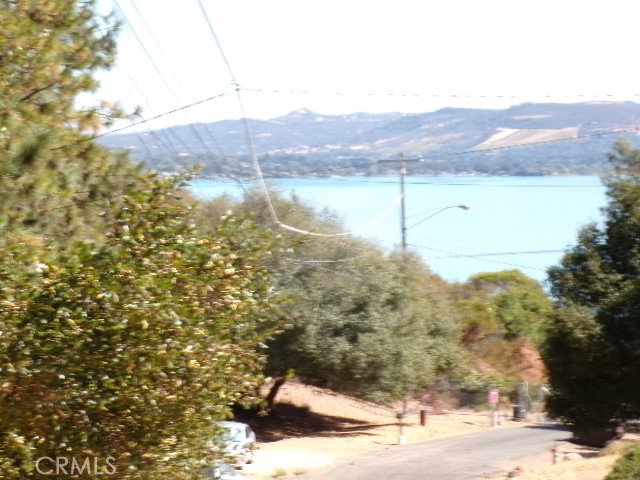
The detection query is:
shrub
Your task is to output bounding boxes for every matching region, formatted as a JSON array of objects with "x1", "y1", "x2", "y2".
[{"x1": 605, "y1": 445, "x2": 640, "y2": 480}]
